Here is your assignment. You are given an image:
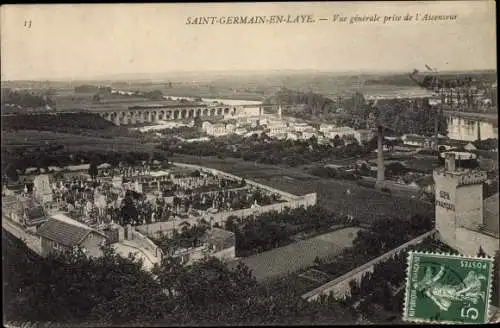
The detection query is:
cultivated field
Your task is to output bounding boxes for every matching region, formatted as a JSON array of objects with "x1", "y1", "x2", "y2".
[
  {"x1": 228, "y1": 227, "x2": 362, "y2": 281},
  {"x1": 1, "y1": 130, "x2": 156, "y2": 153}
]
